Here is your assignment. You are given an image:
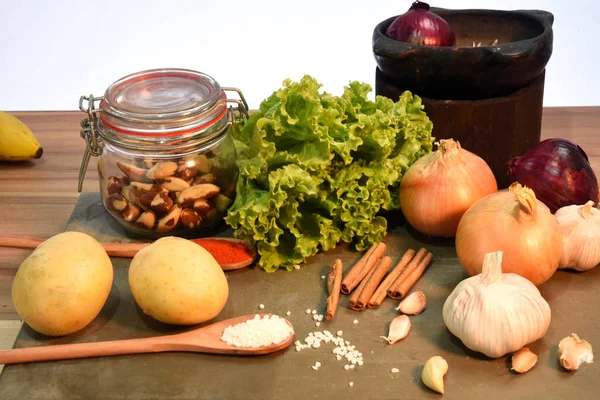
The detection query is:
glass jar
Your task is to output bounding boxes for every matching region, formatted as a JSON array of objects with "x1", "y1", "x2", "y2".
[{"x1": 78, "y1": 68, "x2": 248, "y2": 238}]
